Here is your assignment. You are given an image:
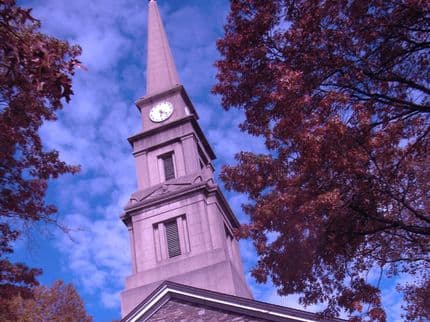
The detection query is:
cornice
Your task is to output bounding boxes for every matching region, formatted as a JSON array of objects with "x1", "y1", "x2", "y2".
[
  {"x1": 121, "y1": 172, "x2": 239, "y2": 228},
  {"x1": 127, "y1": 115, "x2": 216, "y2": 160}
]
